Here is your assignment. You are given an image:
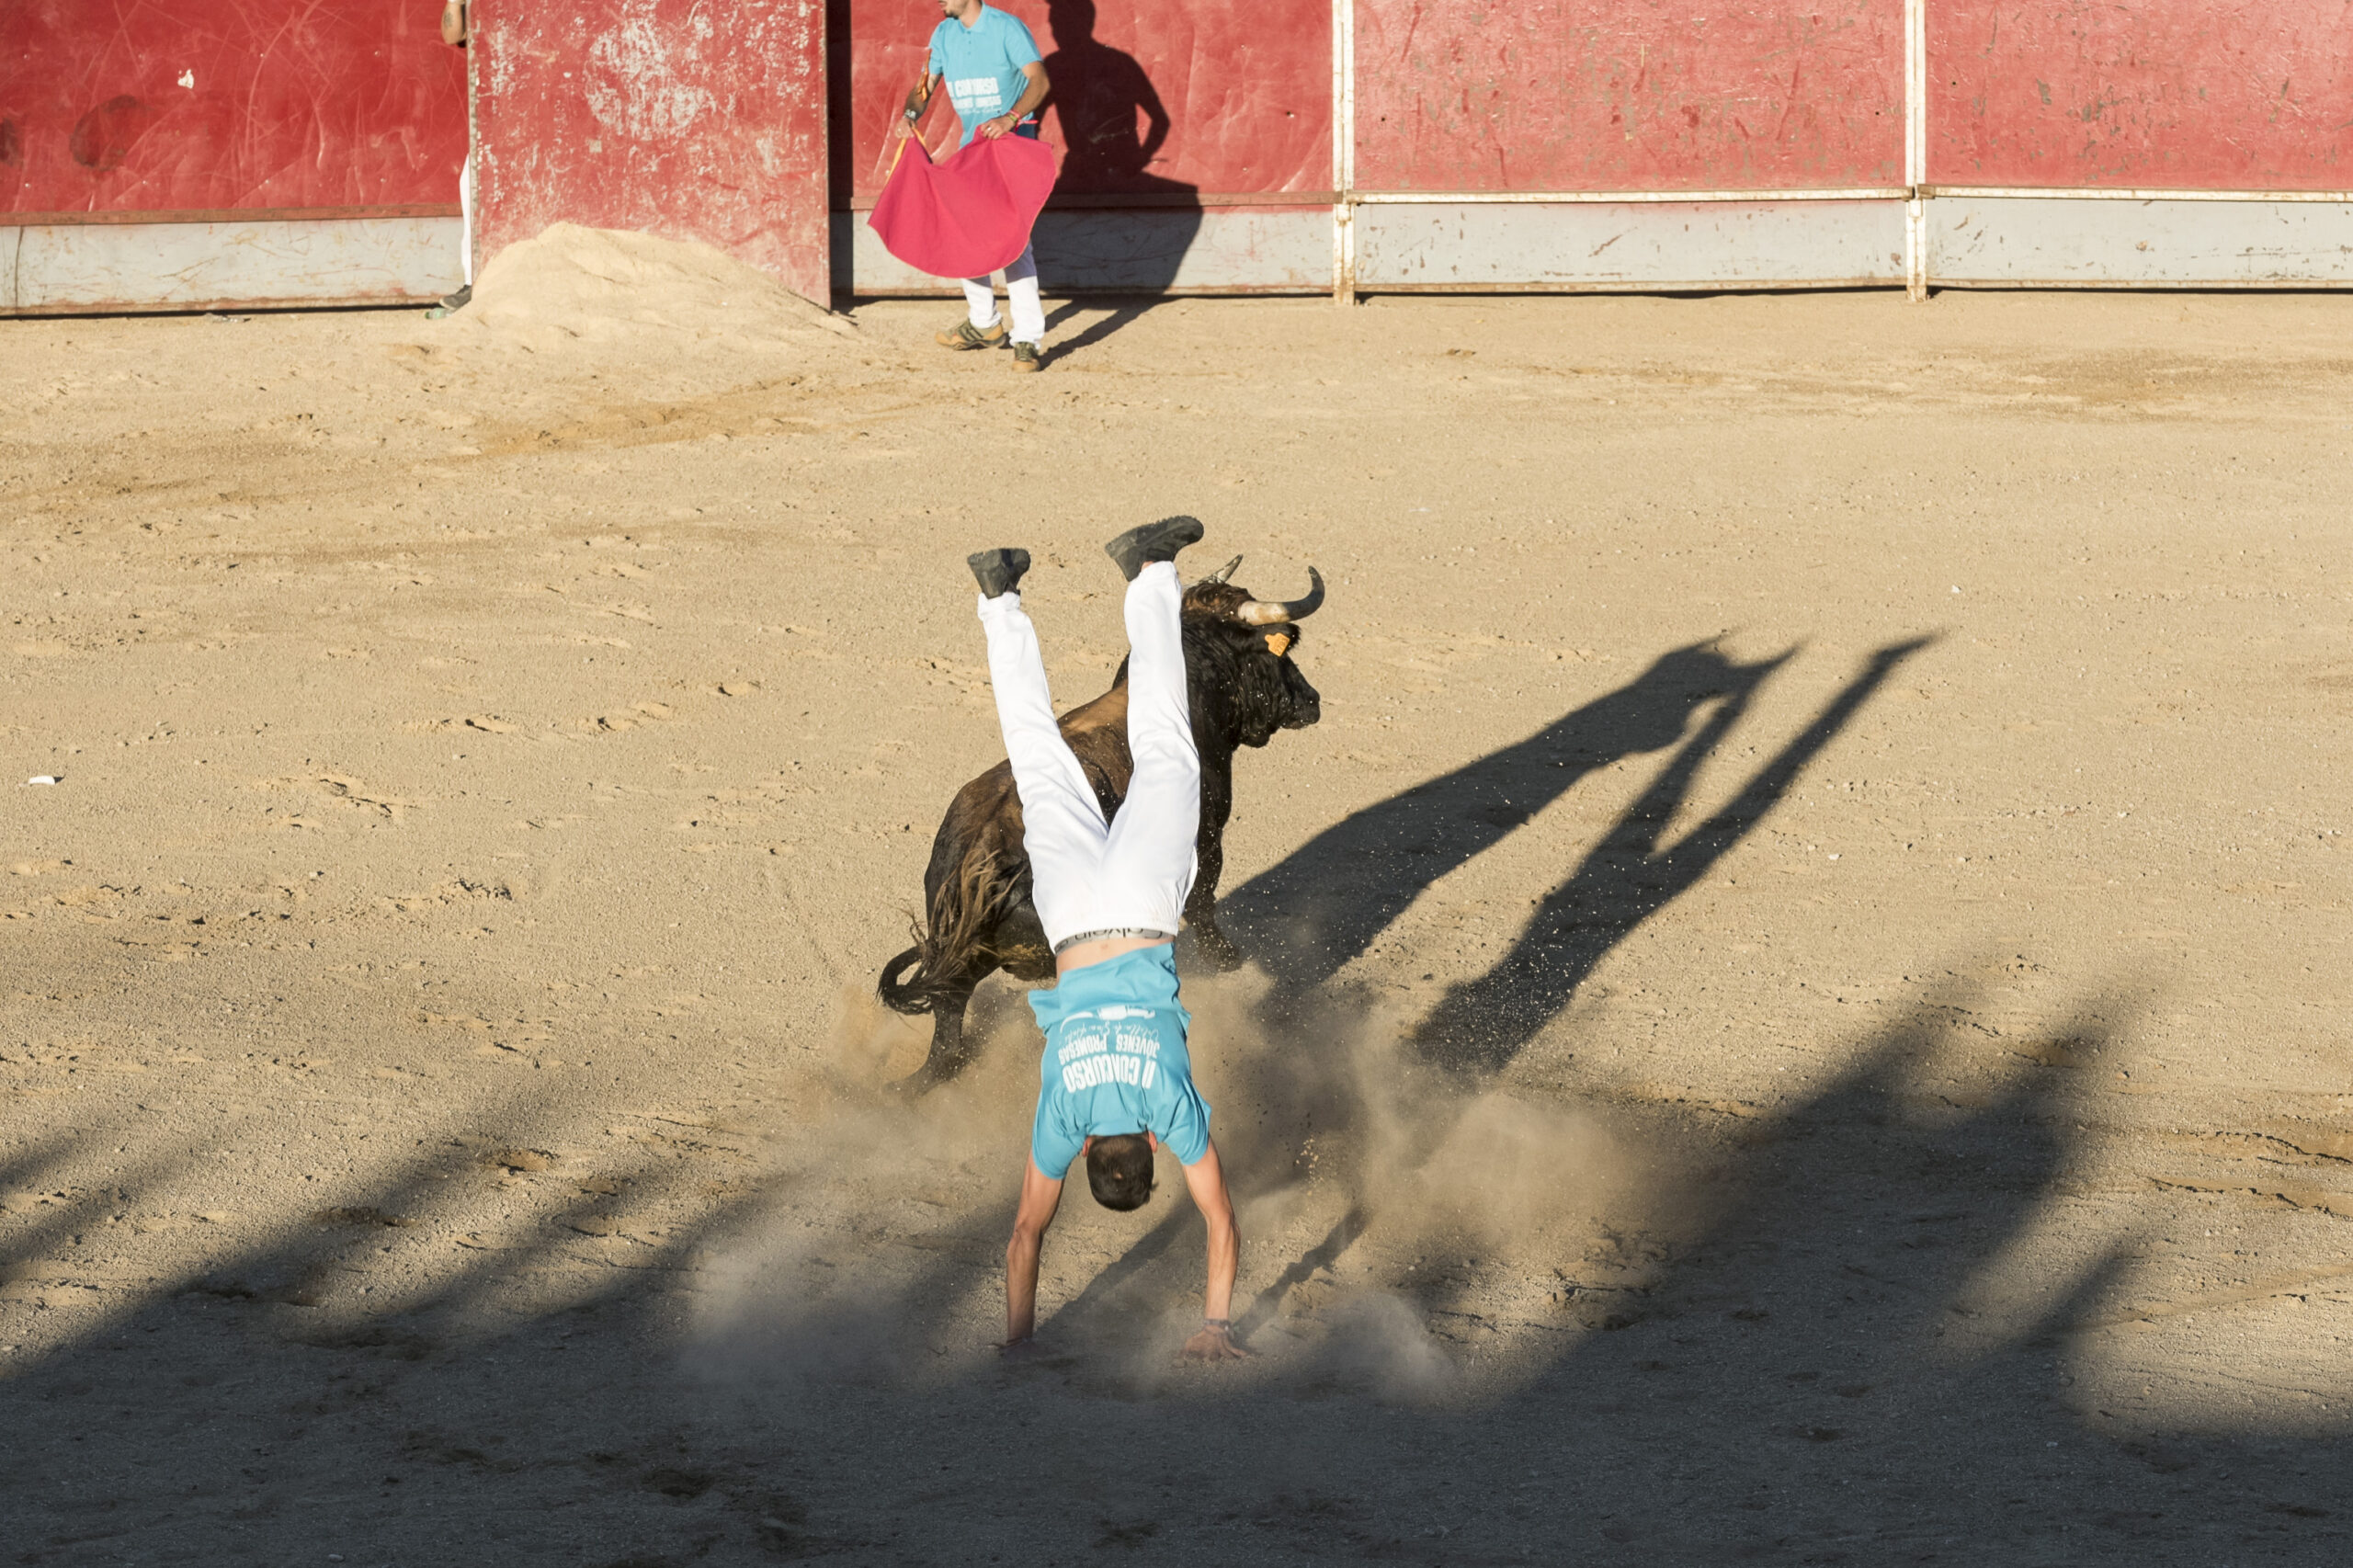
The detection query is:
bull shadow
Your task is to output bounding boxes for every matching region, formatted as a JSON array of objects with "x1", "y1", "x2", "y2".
[
  {"x1": 1217, "y1": 640, "x2": 1763, "y2": 995},
  {"x1": 1416, "y1": 636, "x2": 1931, "y2": 1076},
  {"x1": 1220, "y1": 637, "x2": 1930, "y2": 1078},
  {"x1": 1040, "y1": 638, "x2": 1932, "y2": 1358},
  {"x1": 1157, "y1": 637, "x2": 1932, "y2": 1326}
]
